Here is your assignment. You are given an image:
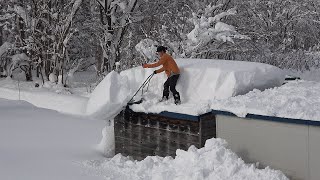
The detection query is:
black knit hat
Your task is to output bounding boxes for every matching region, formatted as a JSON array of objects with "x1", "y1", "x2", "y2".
[{"x1": 156, "y1": 46, "x2": 167, "y2": 52}]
